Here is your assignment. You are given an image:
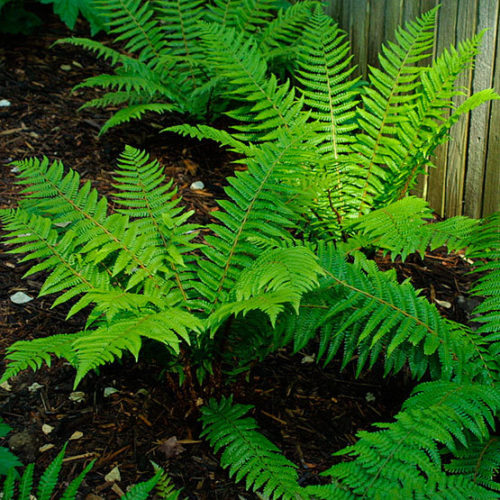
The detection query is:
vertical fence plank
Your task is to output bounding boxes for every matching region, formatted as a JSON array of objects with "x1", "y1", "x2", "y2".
[
  {"x1": 349, "y1": 0, "x2": 370, "y2": 77},
  {"x1": 482, "y1": 7, "x2": 500, "y2": 216},
  {"x1": 464, "y1": 0, "x2": 499, "y2": 217},
  {"x1": 367, "y1": 0, "x2": 387, "y2": 70},
  {"x1": 444, "y1": 0, "x2": 478, "y2": 218},
  {"x1": 427, "y1": 1, "x2": 458, "y2": 215}
]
